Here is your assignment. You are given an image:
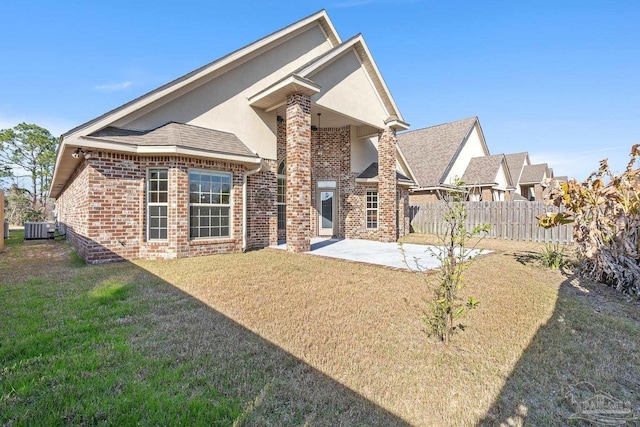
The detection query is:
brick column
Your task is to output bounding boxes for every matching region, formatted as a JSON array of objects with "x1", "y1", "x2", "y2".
[
  {"x1": 285, "y1": 94, "x2": 312, "y2": 252},
  {"x1": 378, "y1": 124, "x2": 397, "y2": 242}
]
